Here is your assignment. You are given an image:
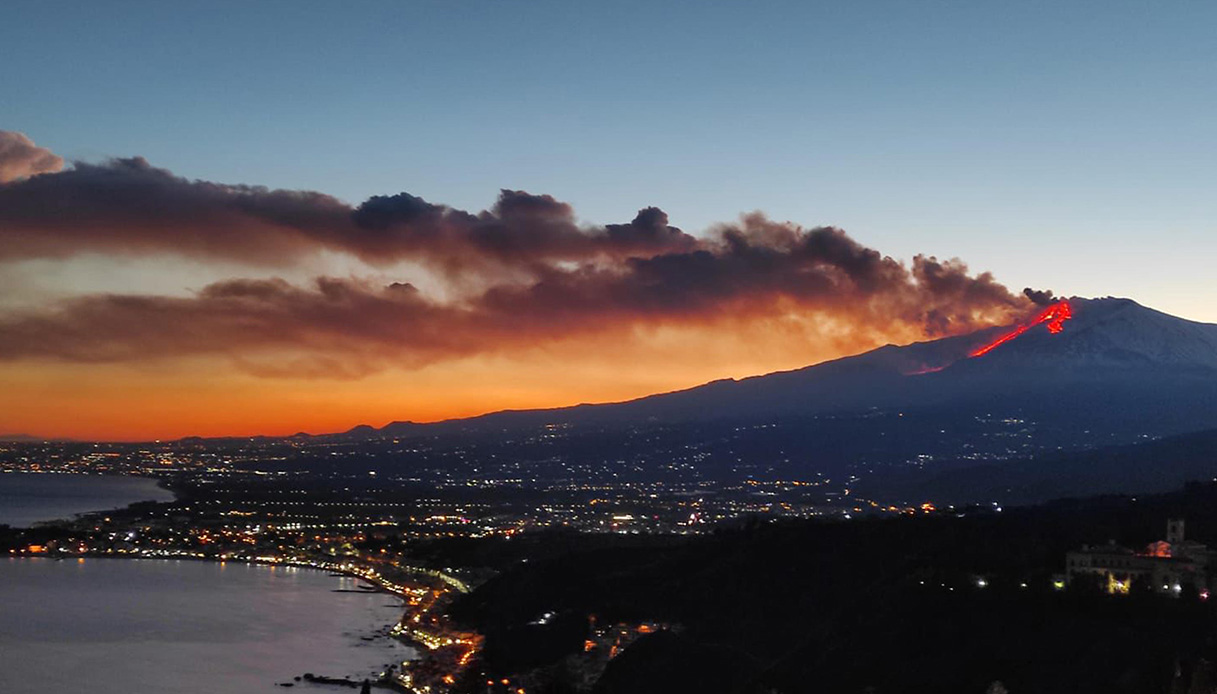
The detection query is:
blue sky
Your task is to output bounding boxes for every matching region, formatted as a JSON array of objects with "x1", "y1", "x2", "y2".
[{"x1": 5, "y1": 0, "x2": 1216, "y2": 320}]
